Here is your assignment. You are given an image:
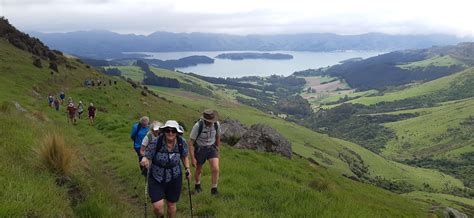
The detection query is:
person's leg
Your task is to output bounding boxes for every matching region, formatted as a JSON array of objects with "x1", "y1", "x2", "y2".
[
  {"x1": 194, "y1": 146, "x2": 207, "y2": 192},
  {"x1": 167, "y1": 202, "x2": 177, "y2": 218},
  {"x1": 164, "y1": 176, "x2": 181, "y2": 217},
  {"x1": 149, "y1": 177, "x2": 166, "y2": 217},
  {"x1": 209, "y1": 158, "x2": 220, "y2": 194},
  {"x1": 194, "y1": 164, "x2": 203, "y2": 192},
  {"x1": 152, "y1": 200, "x2": 165, "y2": 217}
]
